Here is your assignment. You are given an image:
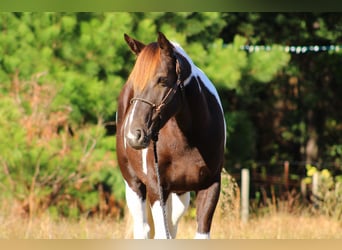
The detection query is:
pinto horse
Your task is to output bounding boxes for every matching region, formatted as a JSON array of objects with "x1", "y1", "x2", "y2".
[{"x1": 116, "y1": 32, "x2": 226, "y2": 239}]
